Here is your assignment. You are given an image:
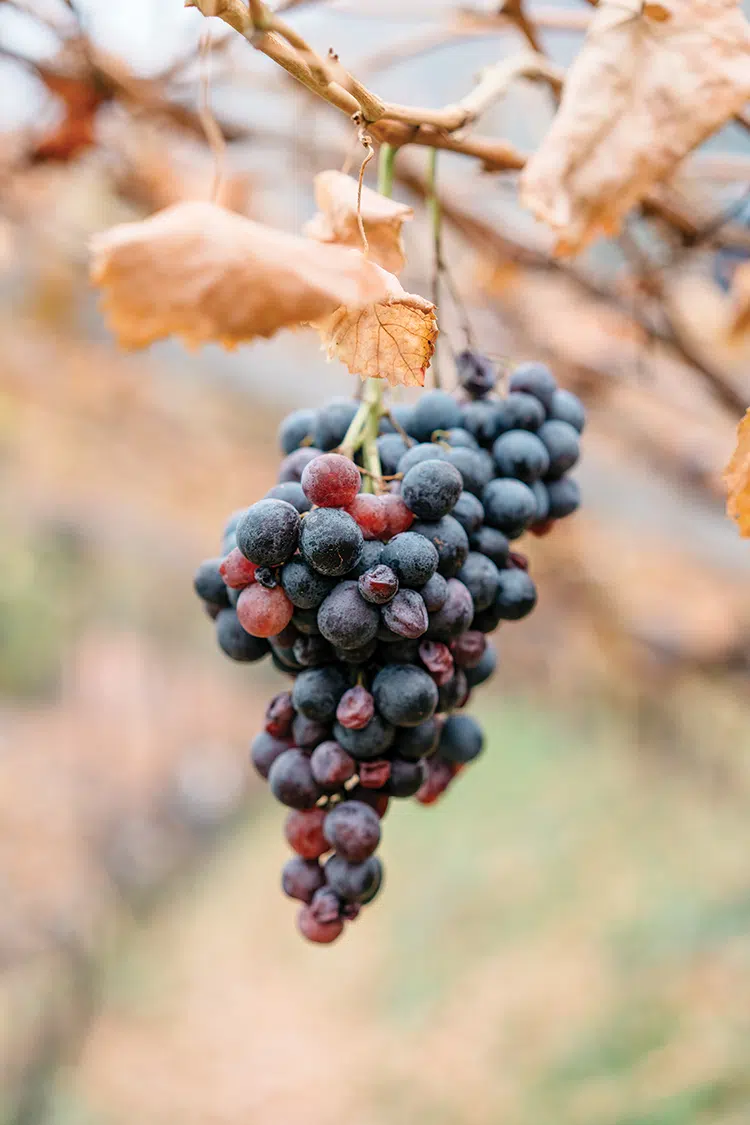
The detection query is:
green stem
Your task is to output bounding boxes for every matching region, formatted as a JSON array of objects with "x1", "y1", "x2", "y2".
[
  {"x1": 377, "y1": 142, "x2": 397, "y2": 196},
  {"x1": 361, "y1": 377, "x2": 383, "y2": 493}
]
